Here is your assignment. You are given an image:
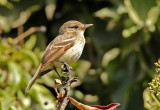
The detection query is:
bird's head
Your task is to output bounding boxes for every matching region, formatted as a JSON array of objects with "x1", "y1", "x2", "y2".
[{"x1": 59, "y1": 20, "x2": 93, "y2": 35}]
